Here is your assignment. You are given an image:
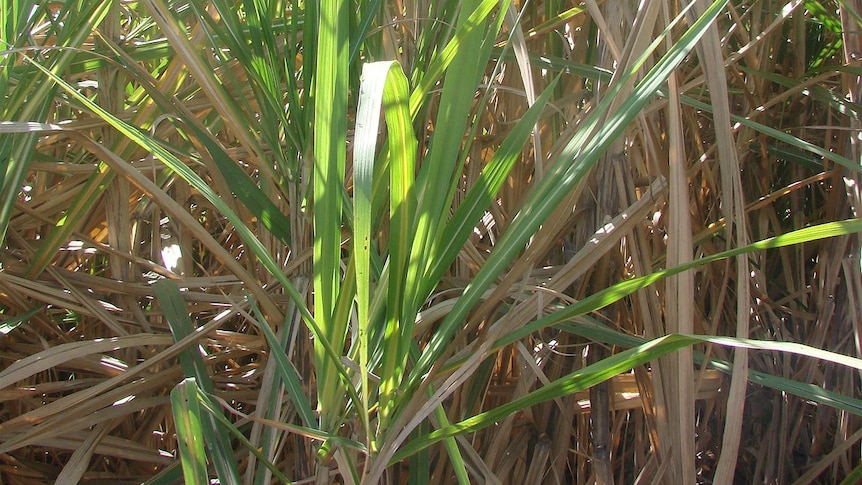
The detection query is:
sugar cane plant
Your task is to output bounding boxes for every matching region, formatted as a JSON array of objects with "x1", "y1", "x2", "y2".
[{"x1": 1, "y1": 0, "x2": 861, "y2": 483}]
